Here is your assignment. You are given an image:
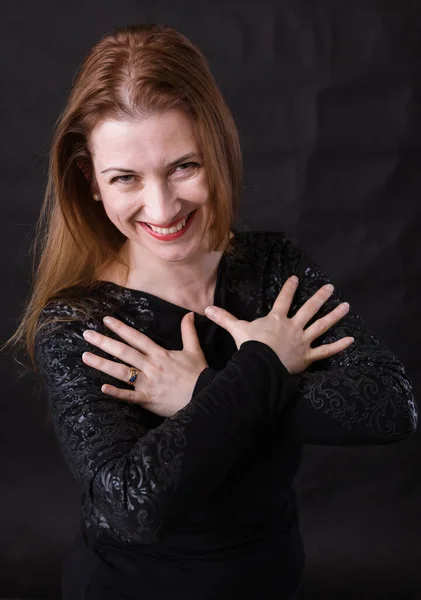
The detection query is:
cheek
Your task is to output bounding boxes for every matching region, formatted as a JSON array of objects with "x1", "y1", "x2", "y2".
[
  {"x1": 101, "y1": 200, "x2": 117, "y2": 222},
  {"x1": 182, "y1": 176, "x2": 209, "y2": 205},
  {"x1": 101, "y1": 199, "x2": 131, "y2": 231}
]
